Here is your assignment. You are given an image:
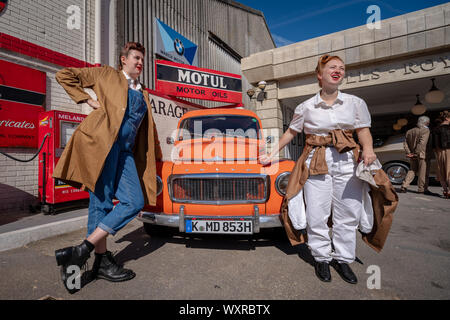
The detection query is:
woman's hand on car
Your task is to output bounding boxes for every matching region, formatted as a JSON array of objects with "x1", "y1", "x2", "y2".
[{"x1": 258, "y1": 153, "x2": 272, "y2": 165}]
